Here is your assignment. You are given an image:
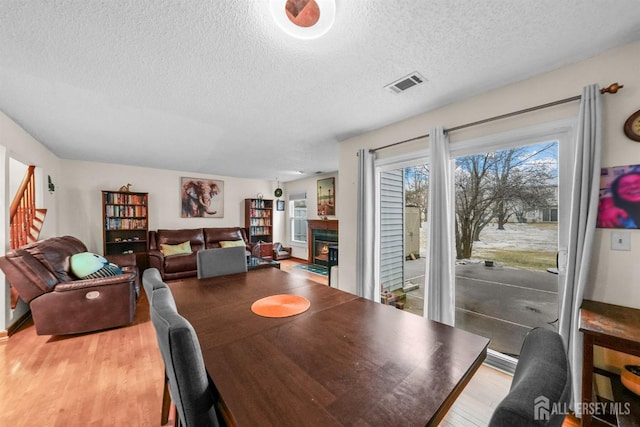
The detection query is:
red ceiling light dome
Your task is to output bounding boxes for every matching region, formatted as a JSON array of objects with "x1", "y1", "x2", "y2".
[
  {"x1": 286, "y1": 0, "x2": 320, "y2": 27},
  {"x1": 270, "y1": 0, "x2": 335, "y2": 39}
]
